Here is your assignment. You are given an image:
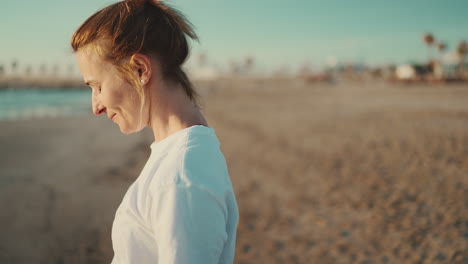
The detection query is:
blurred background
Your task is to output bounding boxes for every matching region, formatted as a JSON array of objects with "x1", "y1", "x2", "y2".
[{"x1": 0, "y1": 0, "x2": 467, "y2": 263}]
